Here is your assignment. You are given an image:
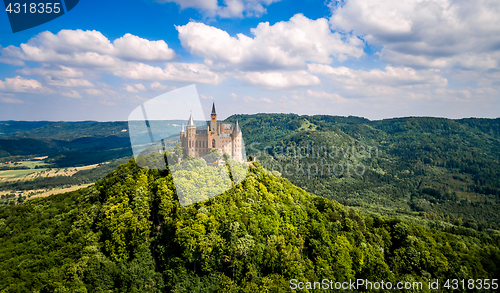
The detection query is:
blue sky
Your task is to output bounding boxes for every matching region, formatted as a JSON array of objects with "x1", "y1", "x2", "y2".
[{"x1": 0, "y1": 0, "x2": 499, "y2": 121}]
